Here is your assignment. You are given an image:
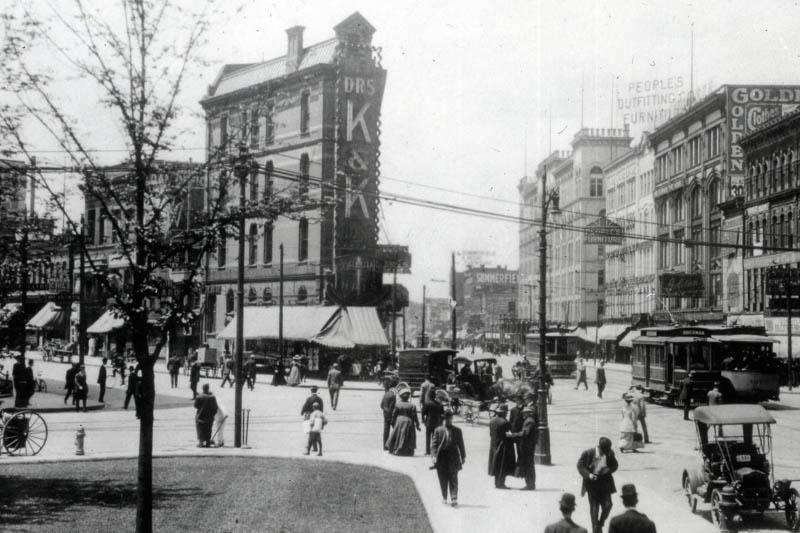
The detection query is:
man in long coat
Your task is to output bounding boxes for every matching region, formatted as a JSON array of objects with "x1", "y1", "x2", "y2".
[
  {"x1": 12, "y1": 356, "x2": 29, "y2": 408},
  {"x1": 488, "y1": 403, "x2": 516, "y2": 489},
  {"x1": 577, "y1": 436, "x2": 619, "y2": 533},
  {"x1": 508, "y1": 405, "x2": 538, "y2": 490},
  {"x1": 595, "y1": 361, "x2": 607, "y2": 399},
  {"x1": 194, "y1": 383, "x2": 218, "y2": 447},
  {"x1": 431, "y1": 409, "x2": 466, "y2": 507},
  {"x1": 380, "y1": 378, "x2": 396, "y2": 450}
]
